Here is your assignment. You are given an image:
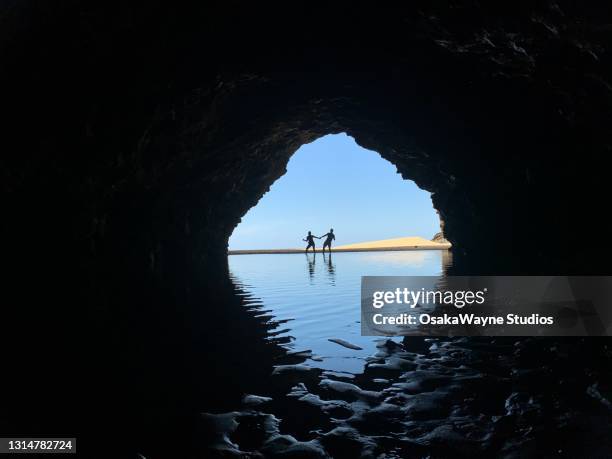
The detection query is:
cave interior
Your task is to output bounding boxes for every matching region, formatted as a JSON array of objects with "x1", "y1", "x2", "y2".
[{"x1": 2, "y1": 1, "x2": 612, "y2": 457}]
